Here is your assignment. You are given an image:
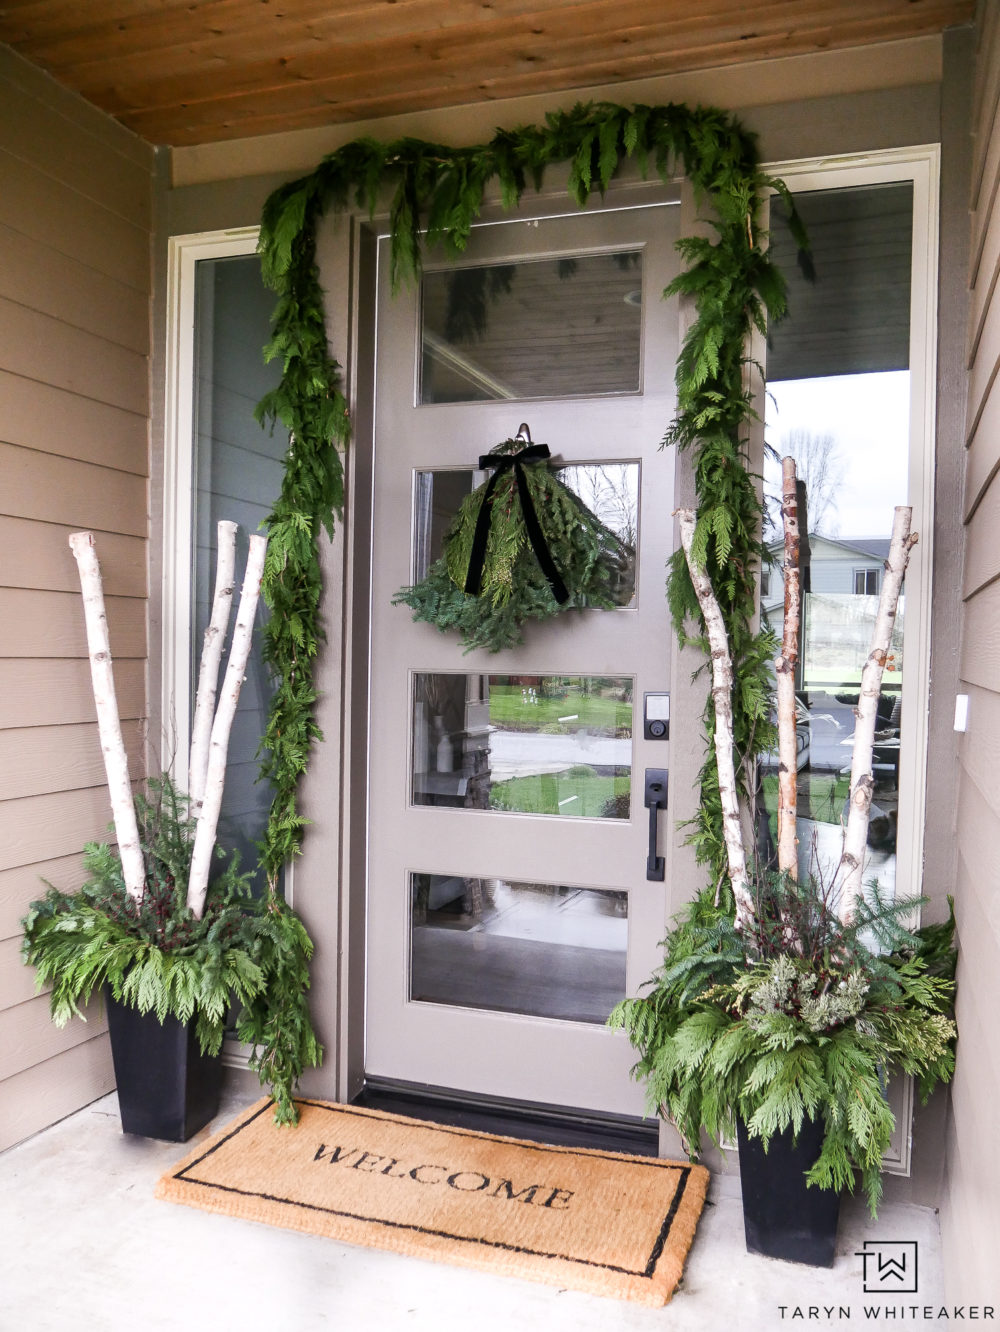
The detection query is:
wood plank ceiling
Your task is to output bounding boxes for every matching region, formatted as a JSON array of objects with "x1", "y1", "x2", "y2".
[{"x1": 0, "y1": 0, "x2": 975, "y2": 147}]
